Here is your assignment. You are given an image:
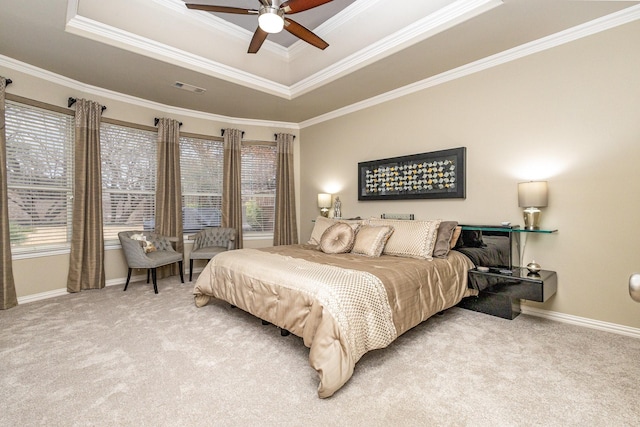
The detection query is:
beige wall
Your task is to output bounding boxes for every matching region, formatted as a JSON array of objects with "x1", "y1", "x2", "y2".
[
  {"x1": 3, "y1": 19, "x2": 639, "y2": 330},
  {"x1": 1, "y1": 60, "x2": 298, "y2": 298},
  {"x1": 300, "y1": 21, "x2": 640, "y2": 328}
]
